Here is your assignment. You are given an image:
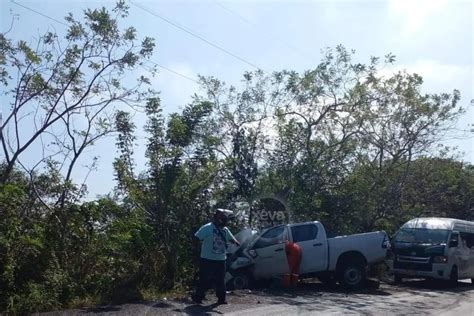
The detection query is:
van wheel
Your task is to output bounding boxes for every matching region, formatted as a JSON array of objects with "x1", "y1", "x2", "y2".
[
  {"x1": 449, "y1": 266, "x2": 458, "y2": 285},
  {"x1": 338, "y1": 264, "x2": 366, "y2": 290}
]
